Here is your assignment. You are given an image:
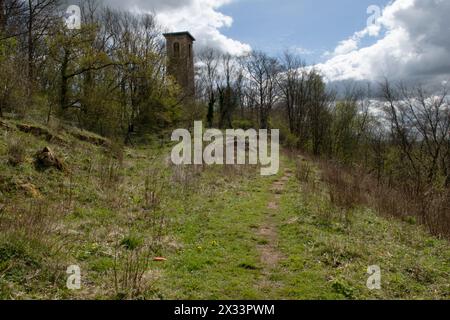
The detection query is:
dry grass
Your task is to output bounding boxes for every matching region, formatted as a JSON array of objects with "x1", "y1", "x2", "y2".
[
  {"x1": 0, "y1": 199, "x2": 69, "y2": 296},
  {"x1": 317, "y1": 159, "x2": 450, "y2": 239},
  {"x1": 320, "y1": 162, "x2": 366, "y2": 211},
  {"x1": 296, "y1": 158, "x2": 312, "y2": 184},
  {"x1": 113, "y1": 241, "x2": 153, "y2": 300},
  {"x1": 6, "y1": 135, "x2": 26, "y2": 167}
]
